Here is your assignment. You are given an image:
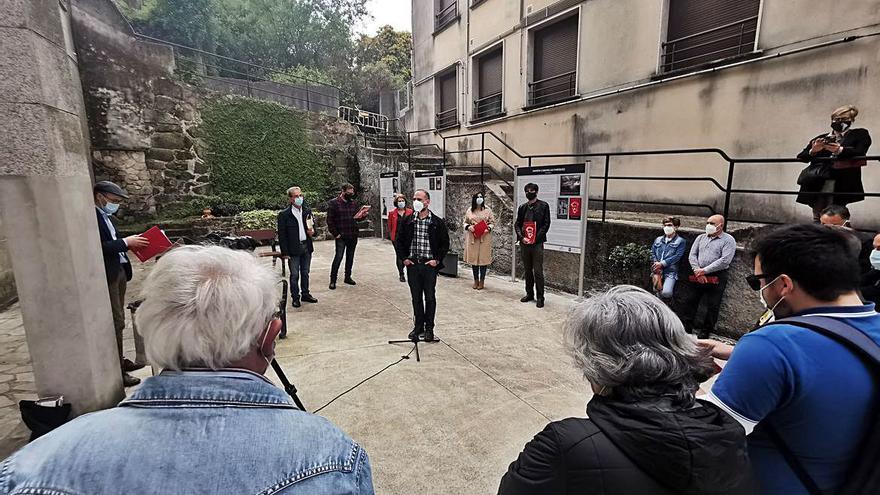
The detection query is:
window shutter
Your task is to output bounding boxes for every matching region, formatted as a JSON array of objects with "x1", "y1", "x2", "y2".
[
  {"x1": 534, "y1": 15, "x2": 578, "y2": 81},
  {"x1": 665, "y1": 0, "x2": 760, "y2": 71},
  {"x1": 478, "y1": 48, "x2": 503, "y2": 98},
  {"x1": 440, "y1": 72, "x2": 457, "y2": 112}
]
